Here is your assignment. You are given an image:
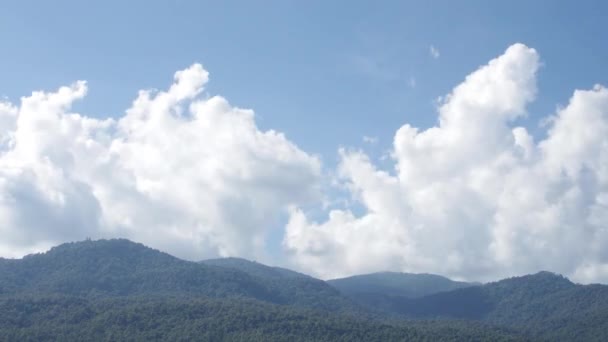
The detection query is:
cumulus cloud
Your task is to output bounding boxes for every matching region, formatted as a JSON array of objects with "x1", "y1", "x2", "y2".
[
  {"x1": 0, "y1": 64, "x2": 321, "y2": 260},
  {"x1": 3, "y1": 44, "x2": 608, "y2": 285},
  {"x1": 284, "y1": 43, "x2": 608, "y2": 284}
]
